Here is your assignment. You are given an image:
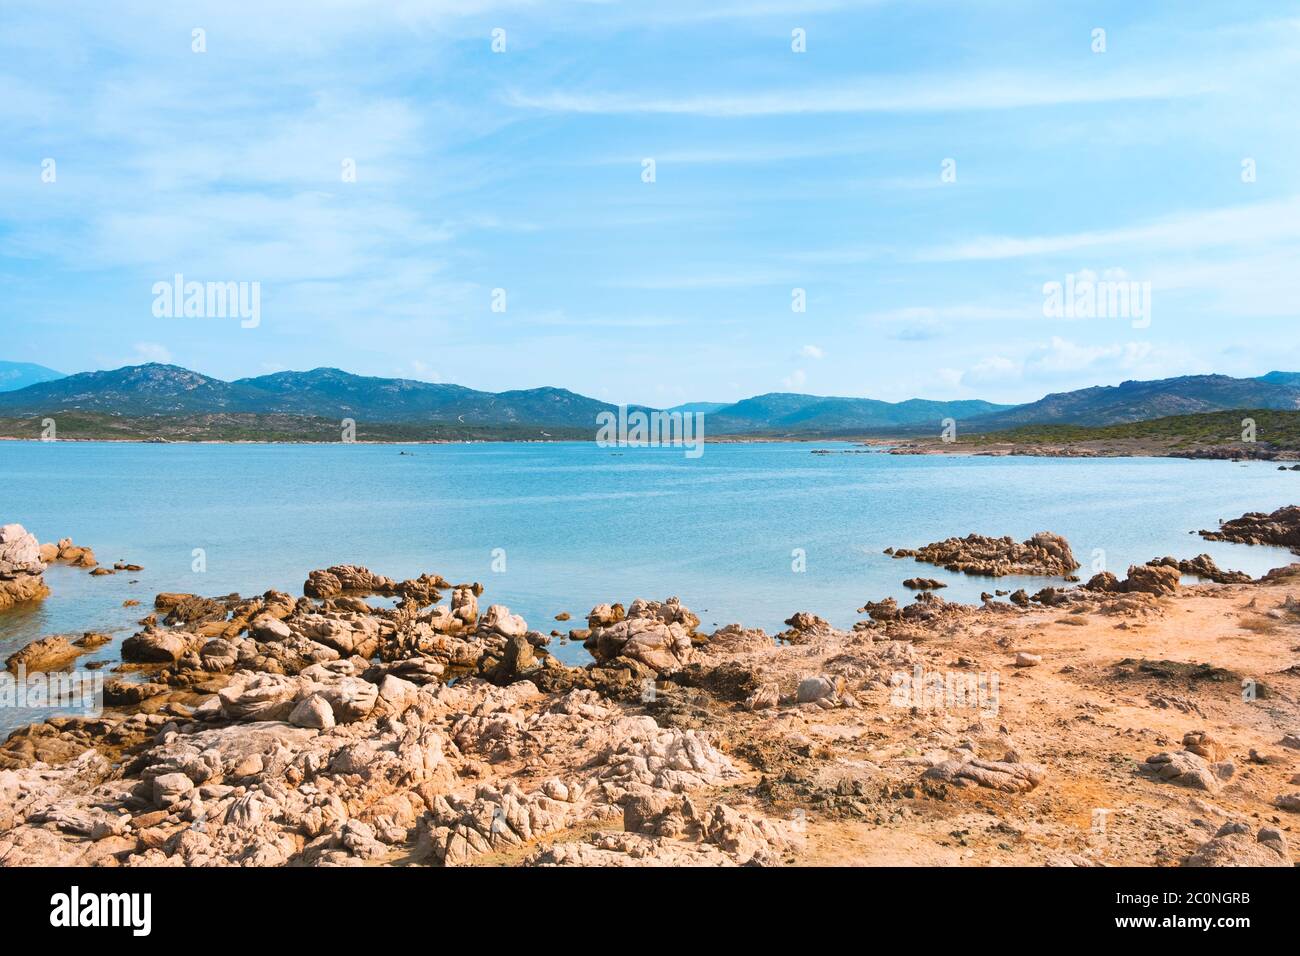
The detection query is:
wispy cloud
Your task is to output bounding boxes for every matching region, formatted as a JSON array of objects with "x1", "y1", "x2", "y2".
[
  {"x1": 506, "y1": 69, "x2": 1217, "y2": 117},
  {"x1": 918, "y1": 196, "x2": 1300, "y2": 262}
]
